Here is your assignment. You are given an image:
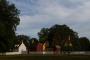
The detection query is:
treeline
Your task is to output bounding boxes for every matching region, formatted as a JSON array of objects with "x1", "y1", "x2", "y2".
[{"x1": 16, "y1": 24, "x2": 90, "y2": 52}]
